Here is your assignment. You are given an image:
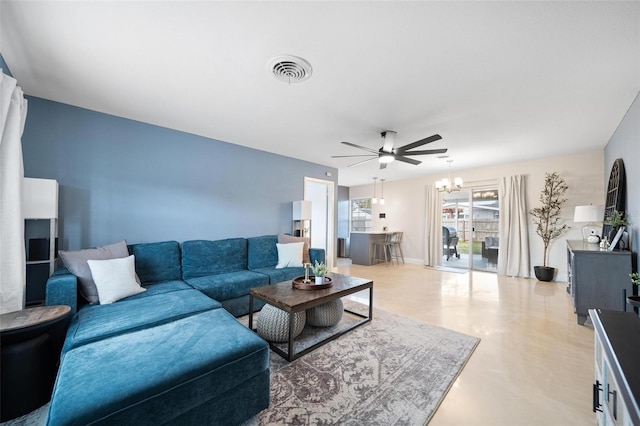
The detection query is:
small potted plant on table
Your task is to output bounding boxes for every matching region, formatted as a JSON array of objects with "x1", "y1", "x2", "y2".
[
  {"x1": 311, "y1": 261, "x2": 329, "y2": 285},
  {"x1": 529, "y1": 172, "x2": 569, "y2": 282}
]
